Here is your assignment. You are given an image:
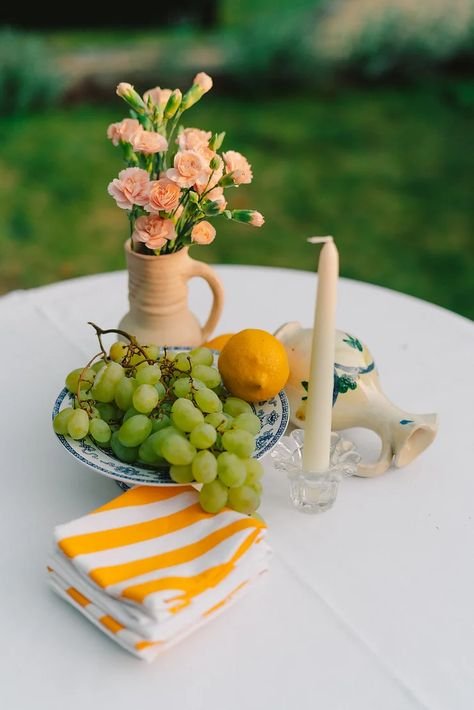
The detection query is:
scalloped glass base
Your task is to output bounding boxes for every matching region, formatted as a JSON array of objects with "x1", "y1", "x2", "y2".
[{"x1": 271, "y1": 429, "x2": 361, "y2": 514}]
